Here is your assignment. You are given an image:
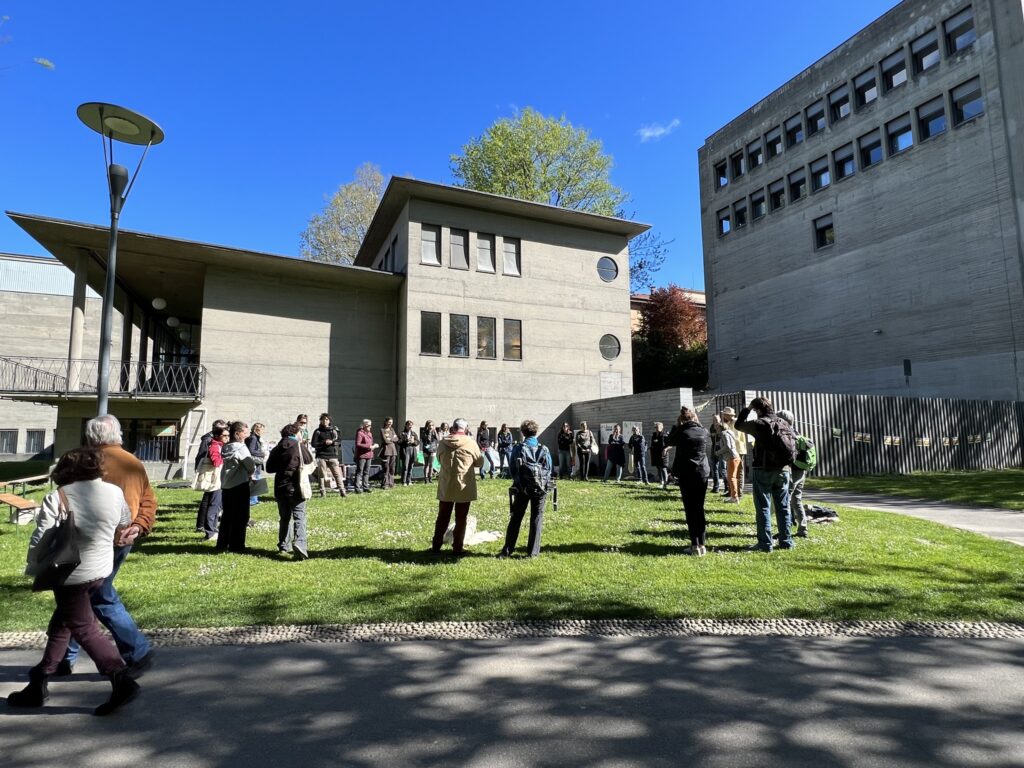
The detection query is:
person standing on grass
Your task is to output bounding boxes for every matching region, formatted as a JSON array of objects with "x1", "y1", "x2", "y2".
[
  {"x1": 736, "y1": 397, "x2": 794, "y2": 553},
  {"x1": 266, "y1": 422, "x2": 309, "y2": 560},
  {"x1": 217, "y1": 421, "x2": 256, "y2": 553},
  {"x1": 777, "y1": 409, "x2": 811, "y2": 538},
  {"x1": 720, "y1": 407, "x2": 747, "y2": 499},
  {"x1": 602, "y1": 424, "x2": 626, "y2": 482},
  {"x1": 498, "y1": 419, "x2": 552, "y2": 559},
  {"x1": 628, "y1": 425, "x2": 649, "y2": 484},
  {"x1": 432, "y1": 418, "x2": 484, "y2": 555},
  {"x1": 60, "y1": 414, "x2": 156, "y2": 679},
  {"x1": 556, "y1": 422, "x2": 575, "y2": 480},
  {"x1": 421, "y1": 420, "x2": 440, "y2": 483},
  {"x1": 246, "y1": 422, "x2": 267, "y2": 506},
  {"x1": 379, "y1": 417, "x2": 399, "y2": 490},
  {"x1": 650, "y1": 422, "x2": 670, "y2": 490},
  {"x1": 666, "y1": 407, "x2": 710, "y2": 556},
  {"x1": 497, "y1": 423, "x2": 515, "y2": 479},
  {"x1": 718, "y1": 420, "x2": 741, "y2": 504},
  {"x1": 196, "y1": 426, "x2": 228, "y2": 540},
  {"x1": 400, "y1": 420, "x2": 419, "y2": 486},
  {"x1": 708, "y1": 415, "x2": 726, "y2": 494},
  {"x1": 575, "y1": 422, "x2": 595, "y2": 480},
  {"x1": 477, "y1": 421, "x2": 498, "y2": 479},
  {"x1": 194, "y1": 419, "x2": 227, "y2": 531},
  {"x1": 312, "y1": 413, "x2": 347, "y2": 497},
  {"x1": 8, "y1": 448, "x2": 140, "y2": 716}
]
